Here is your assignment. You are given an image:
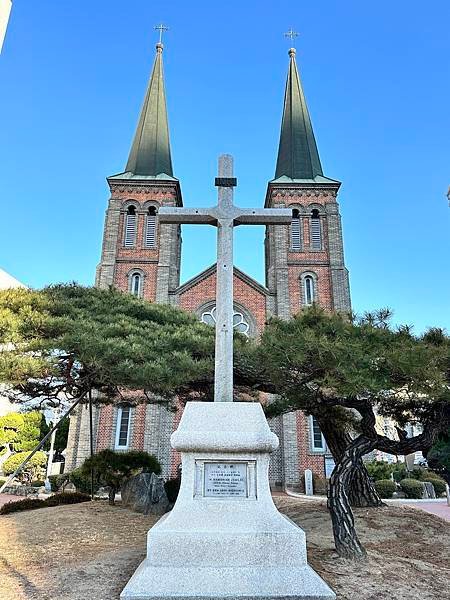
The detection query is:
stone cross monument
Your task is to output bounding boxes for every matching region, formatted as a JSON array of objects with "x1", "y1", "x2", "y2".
[
  {"x1": 158, "y1": 154, "x2": 291, "y2": 402},
  {"x1": 121, "y1": 156, "x2": 335, "y2": 600}
]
